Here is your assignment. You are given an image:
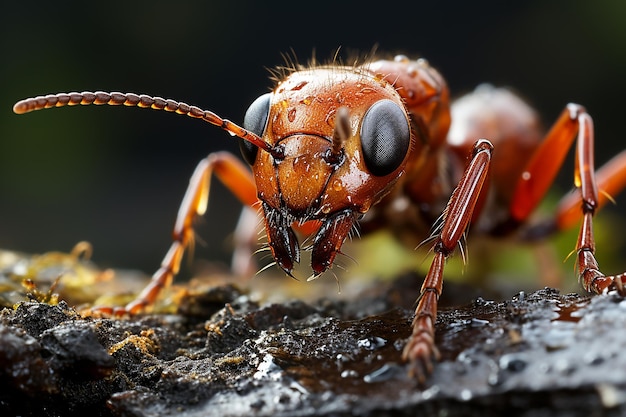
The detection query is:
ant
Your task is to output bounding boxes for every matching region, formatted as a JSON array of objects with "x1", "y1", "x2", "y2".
[{"x1": 13, "y1": 54, "x2": 626, "y2": 383}]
